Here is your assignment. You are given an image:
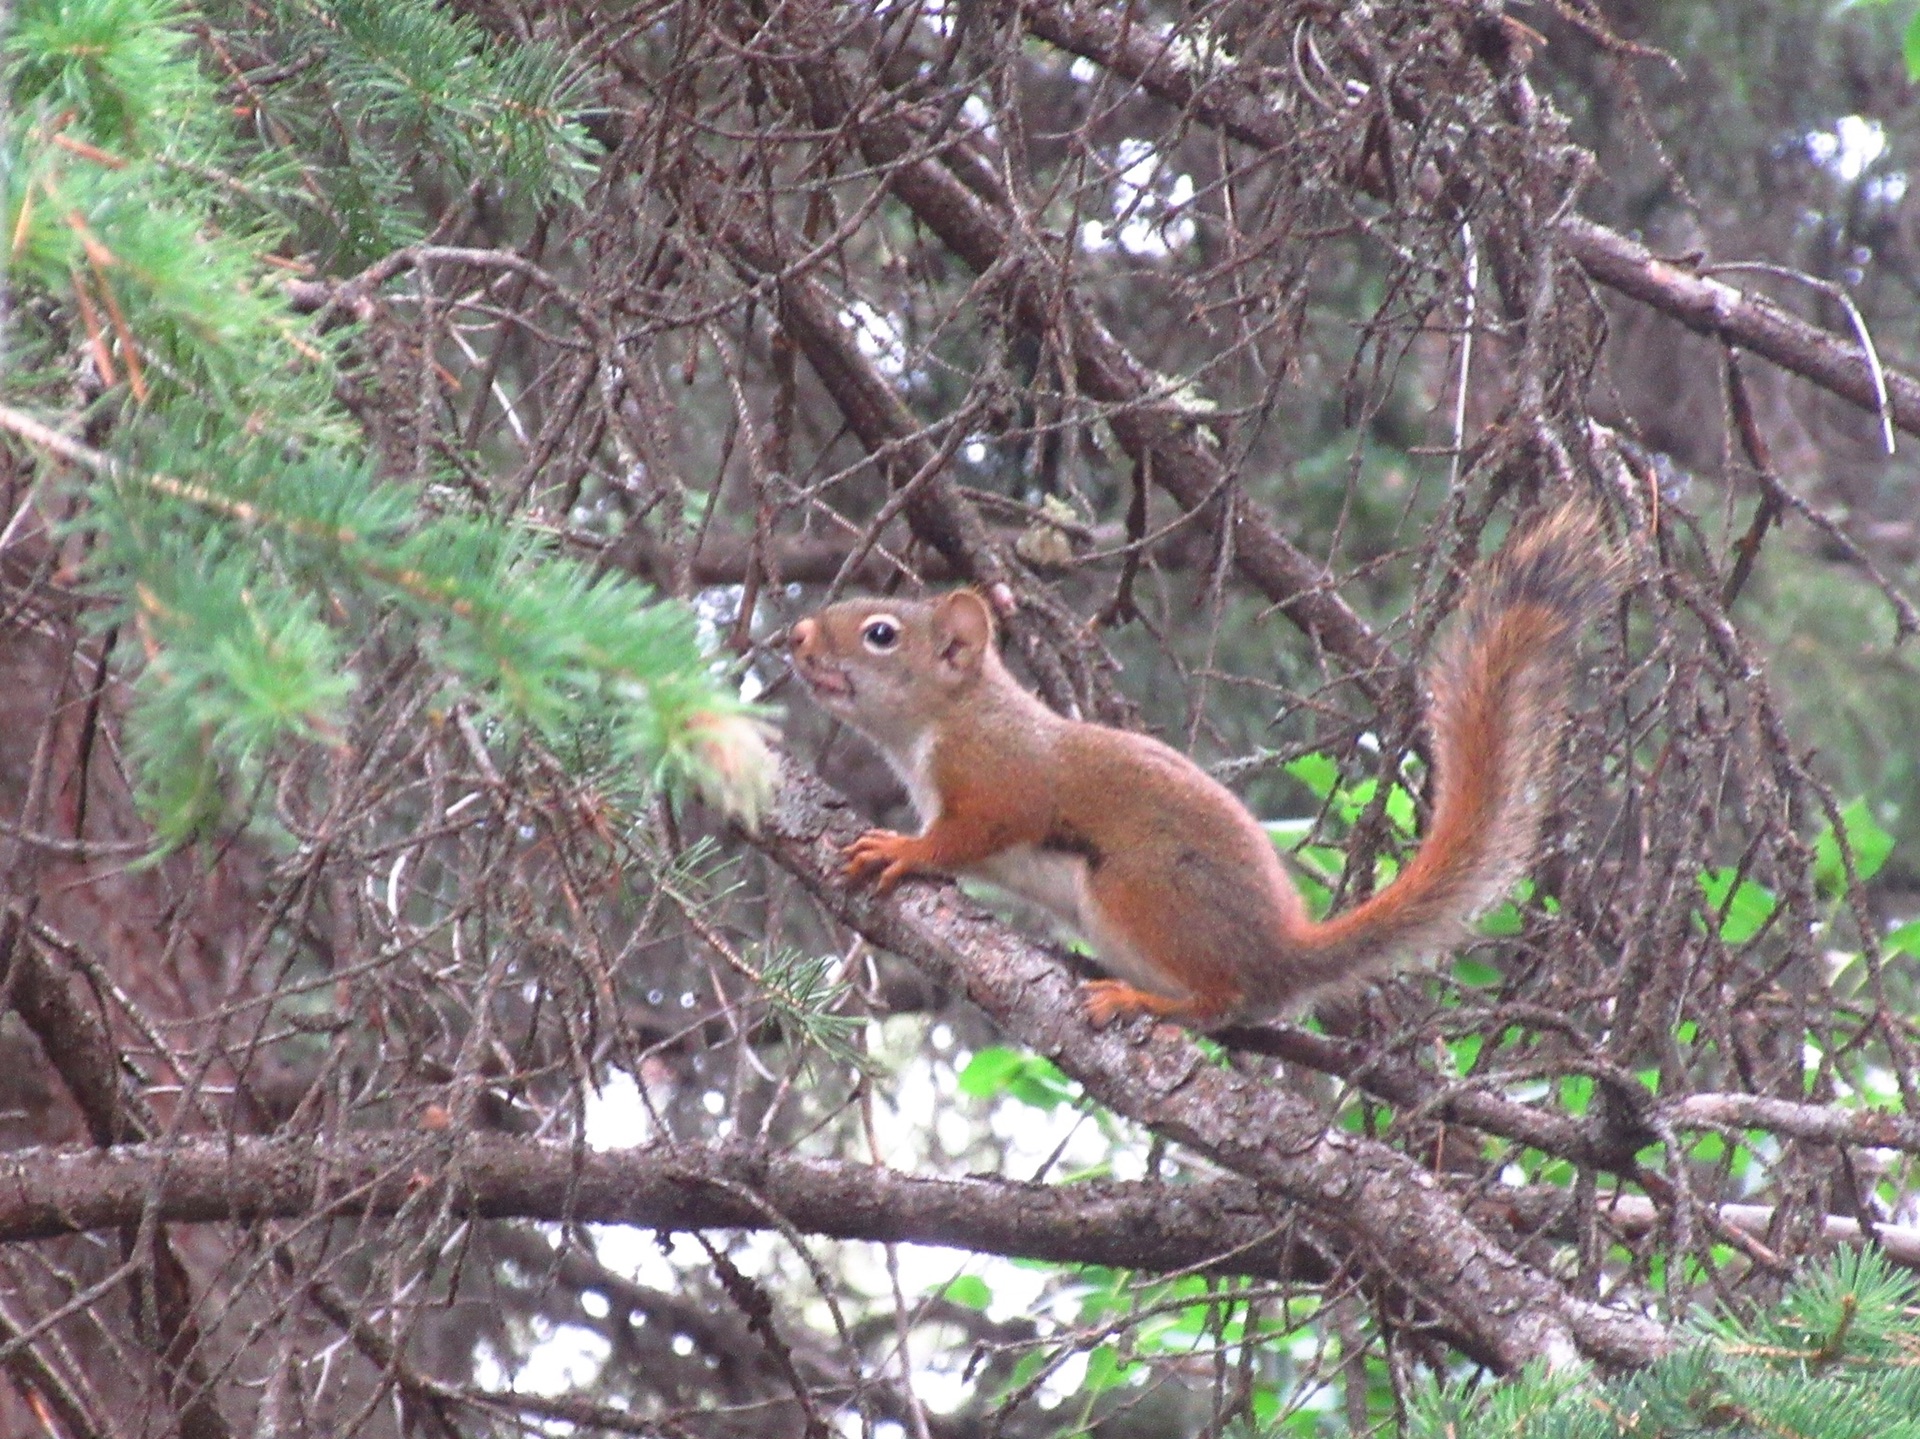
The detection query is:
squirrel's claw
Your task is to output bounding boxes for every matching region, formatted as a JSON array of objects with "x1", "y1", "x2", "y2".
[
  {"x1": 1081, "y1": 979, "x2": 1231, "y2": 1029},
  {"x1": 844, "y1": 829, "x2": 920, "y2": 893}
]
